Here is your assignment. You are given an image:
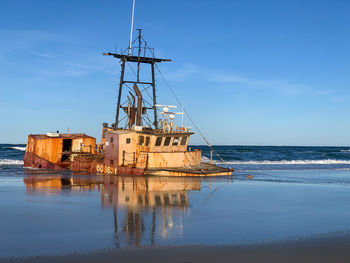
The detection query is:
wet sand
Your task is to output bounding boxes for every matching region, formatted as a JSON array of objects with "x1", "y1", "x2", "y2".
[
  {"x1": 2, "y1": 170, "x2": 350, "y2": 260},
  {"x1": 3, "y1": 234, "x2": 350, "y2": 263}
]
